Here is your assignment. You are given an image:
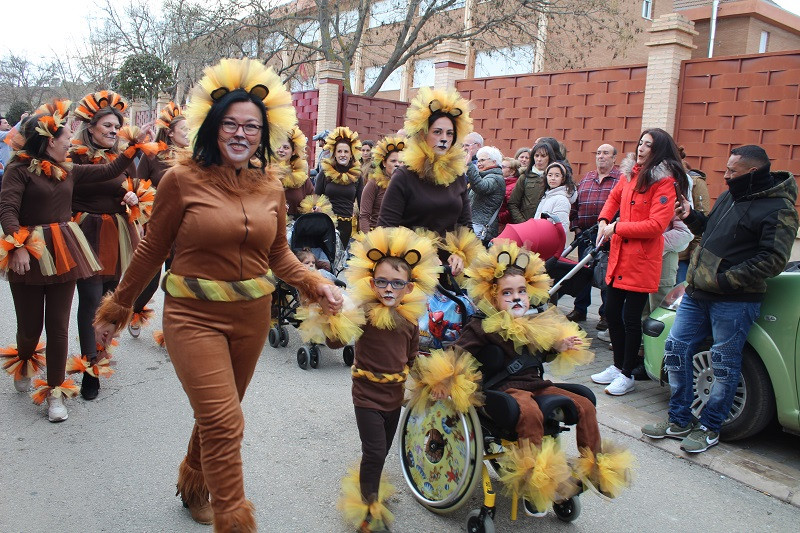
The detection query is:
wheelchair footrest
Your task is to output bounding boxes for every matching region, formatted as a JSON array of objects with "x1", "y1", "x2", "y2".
[{"x1": 533, "y1": 394, "x2": 580, "y2": 426}]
